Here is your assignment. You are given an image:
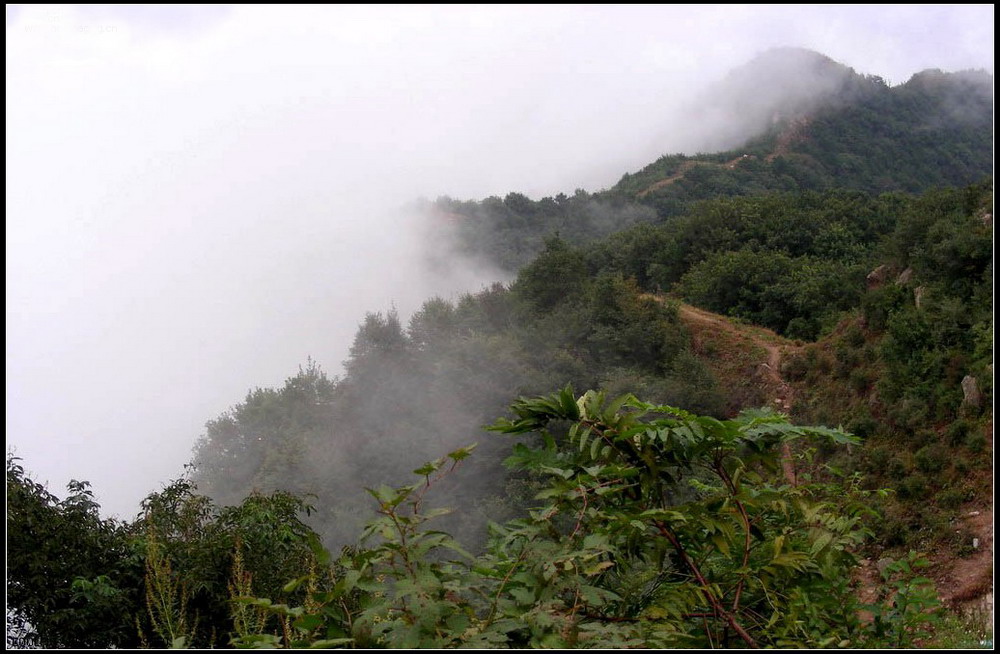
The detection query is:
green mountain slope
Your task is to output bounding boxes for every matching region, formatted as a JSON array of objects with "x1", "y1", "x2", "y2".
[
  {"x1": 440, "y1": 49, "x2": 992, "y2": 271},
  {"x1": 7, "y1": 50, "x2": 993, "y2": 649},
  {"x1": 187, "y1": 51, "x2": 994, "y2": 564}
]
